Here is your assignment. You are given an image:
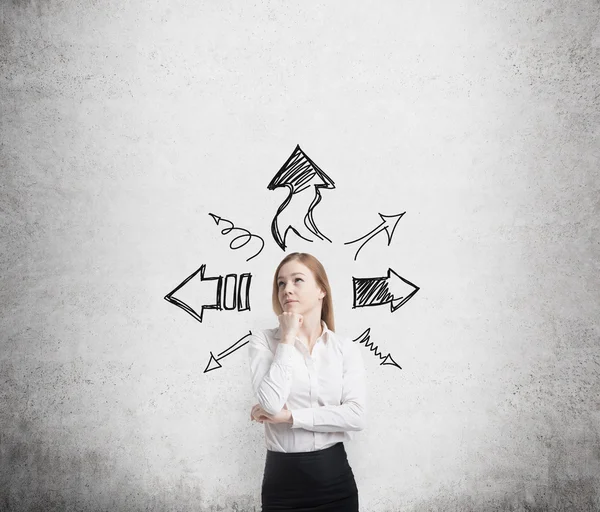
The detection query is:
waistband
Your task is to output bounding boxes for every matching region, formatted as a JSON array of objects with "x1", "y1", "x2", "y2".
[{"x1": 266, "y1": 442, "x2": 344, "y2": 459}]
